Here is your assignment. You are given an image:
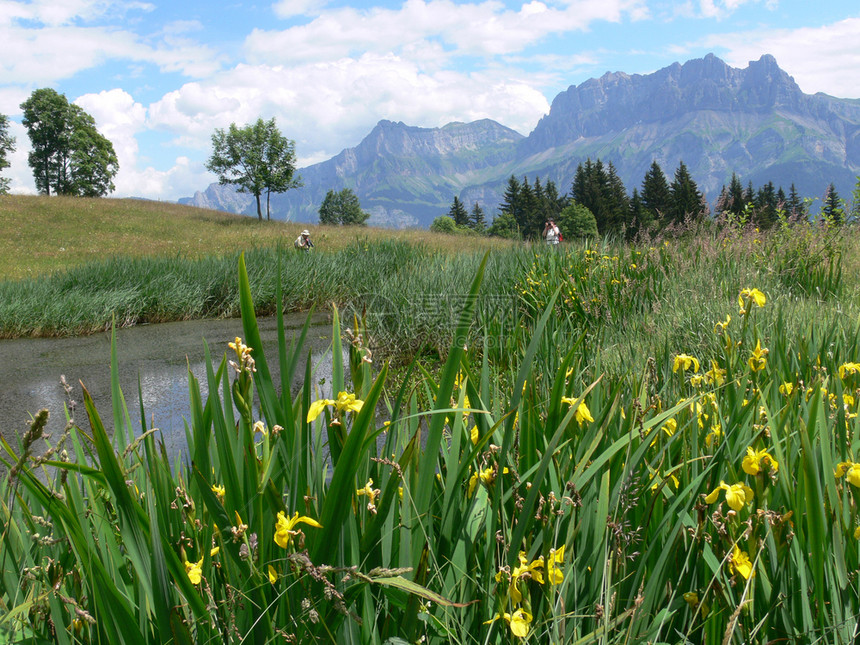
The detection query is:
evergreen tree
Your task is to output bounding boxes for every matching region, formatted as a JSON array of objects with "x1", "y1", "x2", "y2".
[
  {"x1": 755, "y1": 181, "x2": 778, "y2": 228},
  {"x1": 572, "y1": 158, "x2": 624, "y2": 236},
  {"x1": 518, "y1": 177, "x2": 536, "y2": 236},
  {"x1": 498, "y1": 176, "x2": 524, "y2": 237},
  {"x1": 822, "y1": 183, "x2": 844, "y2": 225},
  {"x1": 640, "y1": 160, "x2": 672, "y2": 228},
  {"x1": 606, "y1": 161, "x2": 631, "y2": 235},
  {"x1": 668, "y1": 161, "x2": 703, "y2": 225},
  {"x1": 448, "y1": 196, "x2": 469, "y2": 227},
  {"x1": 628, "y1": 188, "x2": 651, "y2": 232},
  {"x1": 726, "y1": 173, "x2": 746, "y2": 217},
  {"x1": 469, "y1": 202, "x2": 487, "y2": 232},
  {"x1": 787, "y1": 183, "x2": 806, "y2": 219}
]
